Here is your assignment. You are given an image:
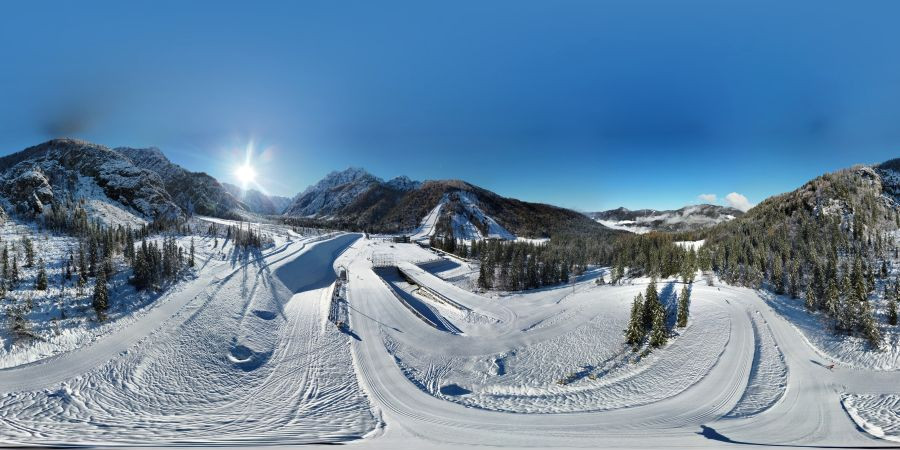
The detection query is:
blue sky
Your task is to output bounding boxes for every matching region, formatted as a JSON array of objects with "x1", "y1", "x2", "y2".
[{"x1": 1, "y1": 1, "x2": 898, "y2": 211}]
